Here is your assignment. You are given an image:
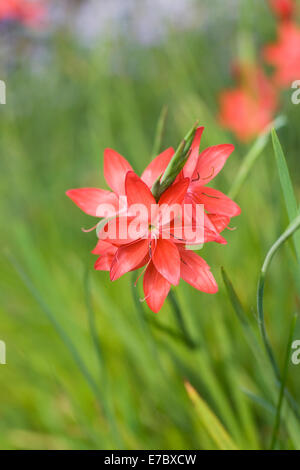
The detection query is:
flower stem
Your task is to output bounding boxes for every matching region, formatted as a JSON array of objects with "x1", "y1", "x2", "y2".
[{"x1": 257, "y1": 214, "x2": 300, "y2": 419}]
